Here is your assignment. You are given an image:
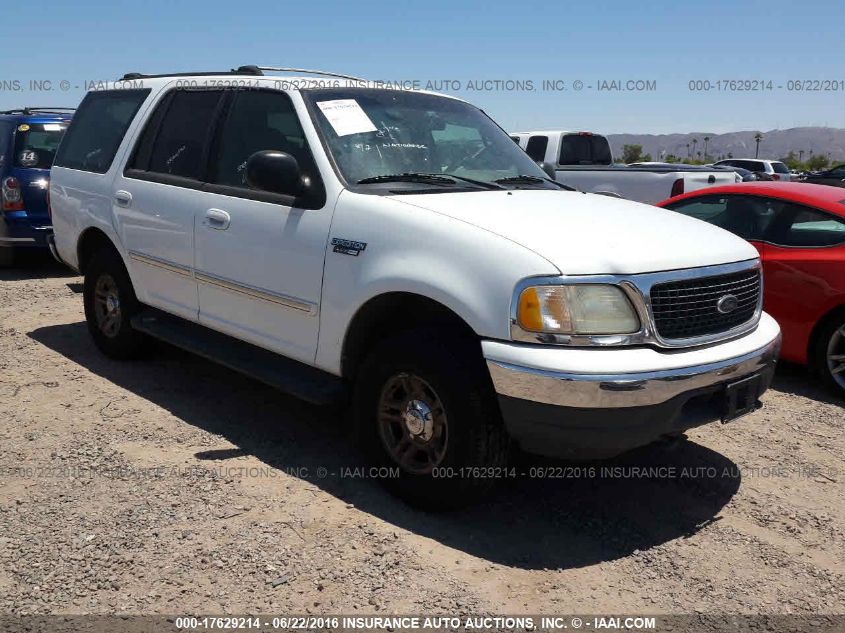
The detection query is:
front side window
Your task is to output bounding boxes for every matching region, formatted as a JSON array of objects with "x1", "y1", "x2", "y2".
[
  {"x1": 667, "y1": 195, "x2": 774, "y2": 241},
  {"x1": 13, "y1": 122, "x2": 68, "y2": 169},
  {"x1": 211, "y1": 90, "x2": 316, "y2": 187},
  {"x1": 303, "y1": 88, "x2": 552, "y2": 191},
  {"x1": 54, "y1": 89, "x2": 149, "y2": 173},
  {"x1": 772, "y1": 161, "x2": 789, "y2": 174}
]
